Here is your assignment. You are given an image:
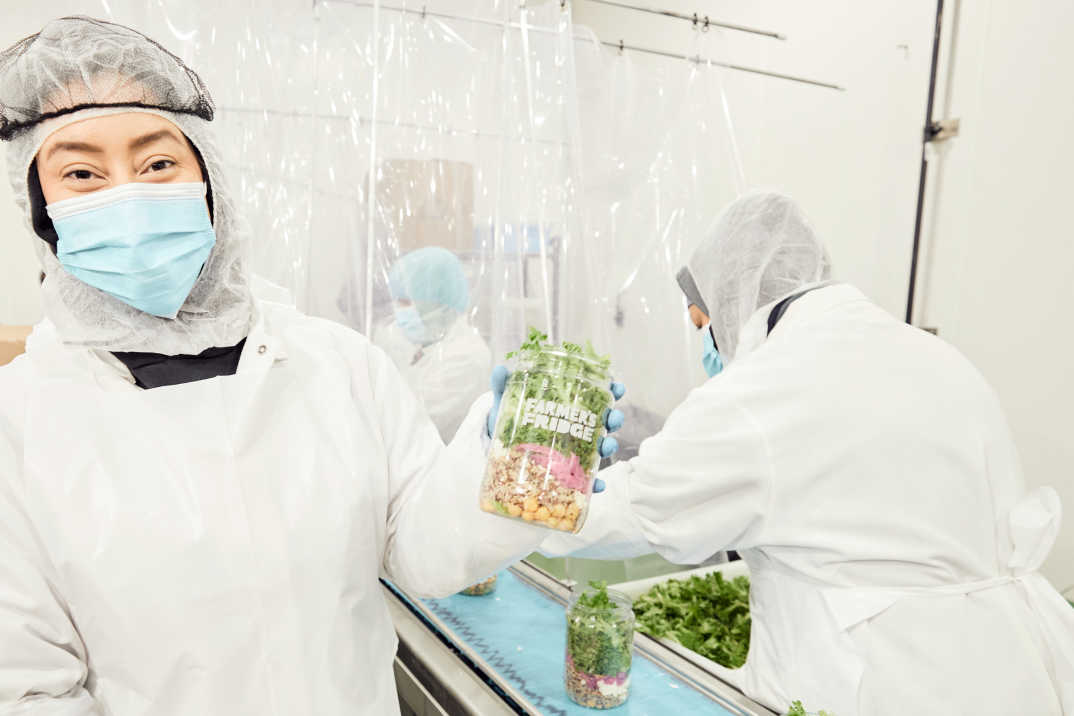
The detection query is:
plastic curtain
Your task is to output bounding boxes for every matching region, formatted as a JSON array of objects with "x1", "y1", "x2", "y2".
[
  {"x1": 573, "y1": 28, "x2": 745, "y2": 458},
  {"x1": 18, "y1": 0, "x2": 741, "y2": 447},
  {"x1": 295, "y1": 0, "x2": 586, "y2": 440},
  {"x1": 111, "y1": 0, "x2": 323, "y2": 300}
]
